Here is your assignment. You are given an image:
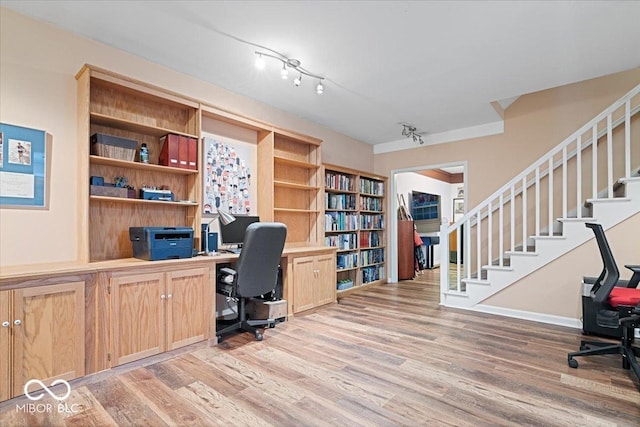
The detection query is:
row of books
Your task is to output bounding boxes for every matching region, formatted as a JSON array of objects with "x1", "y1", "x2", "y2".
[
  {"x1": 159, "y1": 133, "x2": 198, "y2": 170},
  {"x1": 362, "y1": 265, "x2": 385, "y2": 284},
  {"x1": 325, "y1": 193, "x2": 357, "y2": 210},
  {"x1": 360, "y1": 248, "x2": 385, "y2": 266},
  {"x1": 360, "y1": 214, "x2": 384, "y2": 230},
  {"x1": 325, "y1": 212, "x2": 358, "y2": 231},
  {"x1": 360, "y1": 178, "x2": 384, "y2": 196},
  {"x1": 360, "y1": 196, "x2": 383, "y2": 212},
  {"x1": 325, "y1": 233, "x2": 358, "y2": 250},
  {"x1": 325, "y1": 172, "x2": 355, "y2": 192},
  {"x1": 337, "y1": 253, "x2": 358, "y2": 270},
  {"x1": 360, "y1": 231, "x2": 381, "y2": 248}
]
